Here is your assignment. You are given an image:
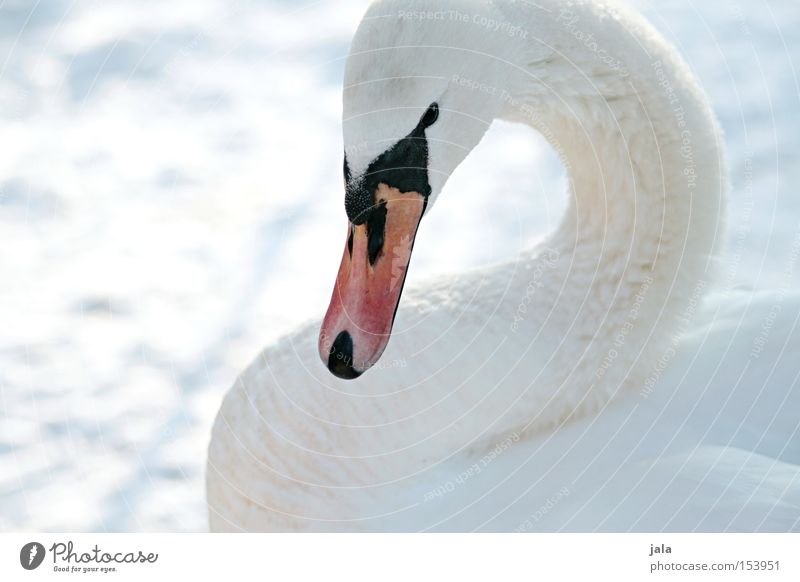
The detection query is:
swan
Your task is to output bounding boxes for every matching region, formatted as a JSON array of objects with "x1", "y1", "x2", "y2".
[{"x1": 206, "y1": 0, "x2": 800, "y2": 531}]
